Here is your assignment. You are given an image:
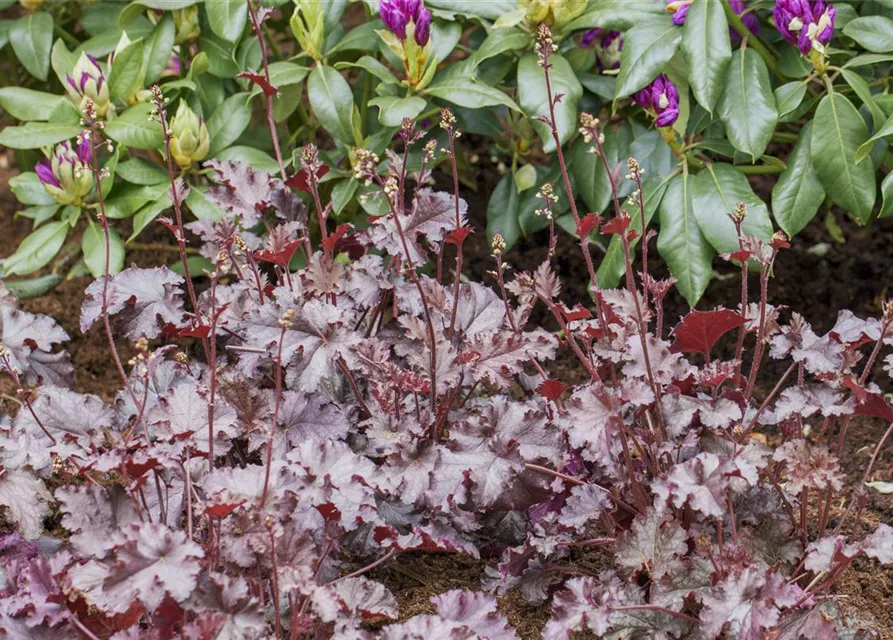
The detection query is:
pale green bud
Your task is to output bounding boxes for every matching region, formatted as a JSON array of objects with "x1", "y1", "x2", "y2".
[{"x1": 168, "y1": 101, "x2": 209, "y2": 170}]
